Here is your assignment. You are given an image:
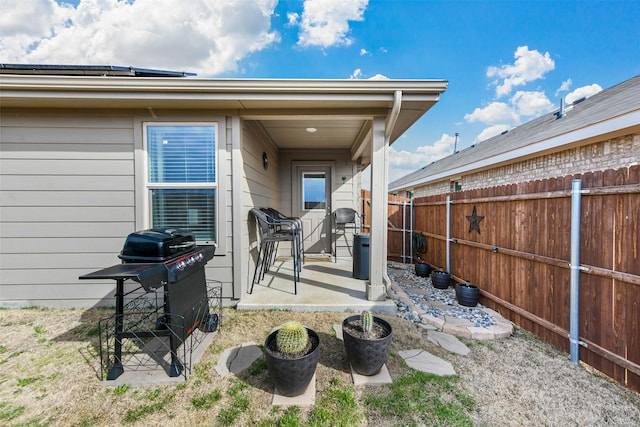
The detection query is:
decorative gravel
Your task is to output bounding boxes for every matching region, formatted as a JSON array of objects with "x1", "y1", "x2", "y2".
[{"x1": 387, "y1": 262, "x2": 496, "y2": 328}]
